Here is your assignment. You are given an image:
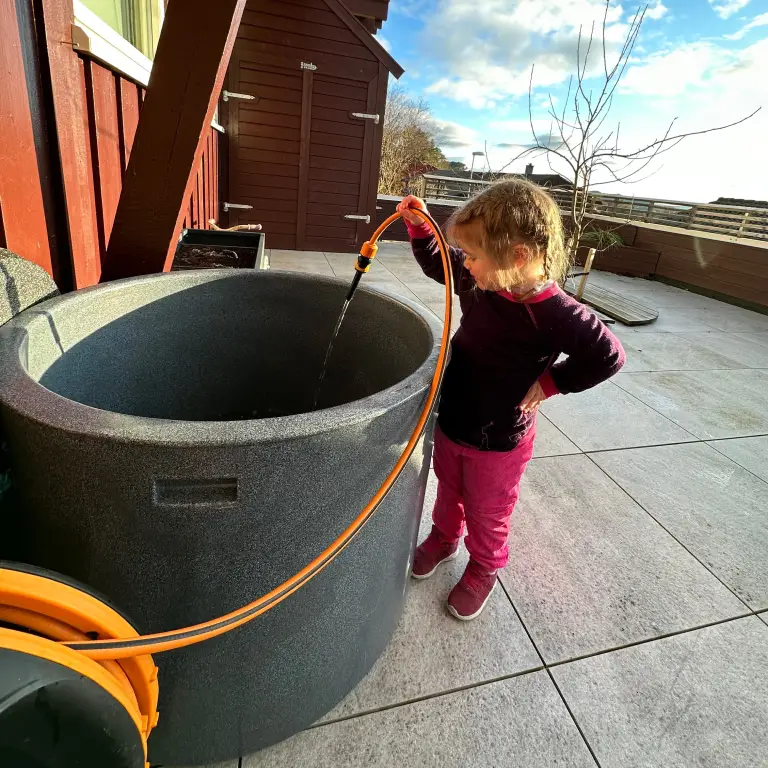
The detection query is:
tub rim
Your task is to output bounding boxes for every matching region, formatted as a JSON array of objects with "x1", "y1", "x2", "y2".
[{"x1": 0, "y1": 269, "x2": 445, "y2": 447}]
